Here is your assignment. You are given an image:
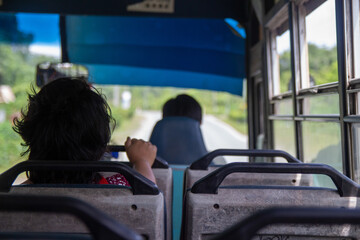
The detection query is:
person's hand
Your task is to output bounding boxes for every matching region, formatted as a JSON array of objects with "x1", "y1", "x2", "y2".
[
  {"x1": 124, "y1": 137, "x2": 157, "y2": 166},
  {"x1": 124, "y1": 137, "x2": 157, "y2": 183}
]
